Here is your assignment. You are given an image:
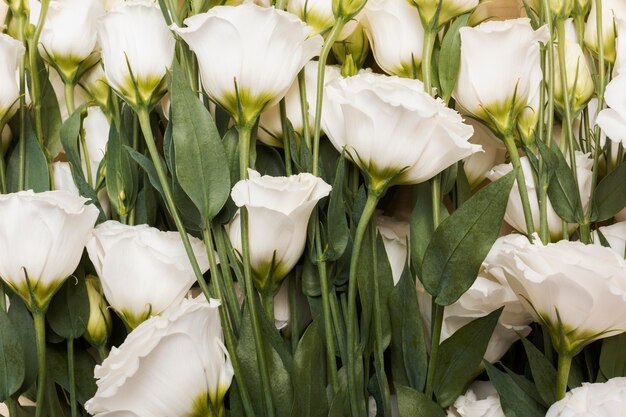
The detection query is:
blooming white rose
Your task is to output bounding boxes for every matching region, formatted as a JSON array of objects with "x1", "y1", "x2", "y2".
[
  {"x1": 0, "y1": 33, "x2": 25, "y2": 123},
  {"x1": 545, "y1": 377, "x2": 626, "y2": 417},
  {"x1": 595, "y1": 74, "x2": 626, "y2": 148},
  {"x1": 419, "y1": 234, "x2": 533, "y2": 363},
  {"x1": 0, "y1": 190, "x2": 99, "y2": 309},
  {"x1": 486, "y1": 152, "x2": 593, "y2": 241},
  {"x1": 228, "y1": 169, "x2": 331, "y2": 294},
  {"x1": 98, "y1": 0, "x2": 175, "y2": 107},
  {"x1": 584, "y1": 0, "x2": 626, "y2": 63},
  {"x1": 258, "y1": 61, "x2": 341, "y2": 147},
  {"x1": 86, "y1": 220, "x2": 210, "y2": 328},
  {"x1": 172, "y1": 4, "x2": 323, "y2": 124},
  {"x1": 462, "y1": 118, "x2": 506, "y2": 188},
  {"x1": 85, "y1": 296, "x2": 234, "y2": 417},
  {"x1": 376, "y1": 215, "x2": 409, "y2": 285},
  {"x1": 495, "y1": 238, "x2": 626, "y2": 352},
  {"x1": 593, "y1": 221, "x2": 626, "y2": 258},
  {"x1": 447, "y1": 381, "x2": 505, "y2": 417},
  {"x1": 39, "y1": 0, "x2": 104, "y2": 80},
  {"x1": 360, "y1": 0, "x2": 424, "y2": 78},
  {"x1": 321, "y1": 72, "x2": 479, "y2": 188},
  {"x1": 454, "y1": 18, "x2": 549, "y2": 132},
  {"x1": 409, "y1": 0, "x2": 479, "y2": 28}
]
